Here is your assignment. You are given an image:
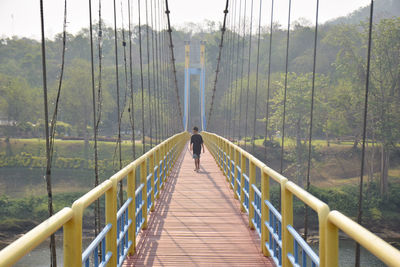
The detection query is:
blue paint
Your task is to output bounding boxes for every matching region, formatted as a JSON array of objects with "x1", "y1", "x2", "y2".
[{"x1": 82, "y1": 223, "x2": 112, "y2": 267}]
